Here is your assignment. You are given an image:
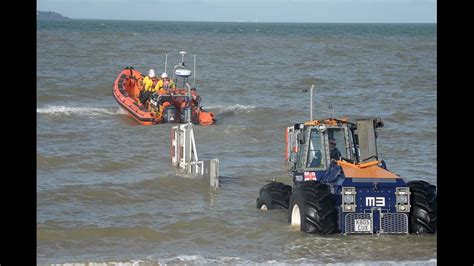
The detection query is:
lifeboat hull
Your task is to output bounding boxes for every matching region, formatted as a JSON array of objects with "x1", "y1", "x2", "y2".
[
  {"x1": 113, "y1": 68, "x2": 160, "y2": 126},
  {"x1": 112, "y1": 67, "x2": 216, "y2": 126}
]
